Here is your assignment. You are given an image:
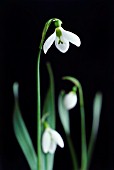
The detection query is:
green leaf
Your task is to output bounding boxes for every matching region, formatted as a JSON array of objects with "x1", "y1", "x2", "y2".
[
  {"x1": 13, "y1": 83, "x2": 37, "y2": 170},
  {"x1": 41, "y1": 62, "x2": 56, "y2": 170},
  {"x1": 42, "y1": 63, "x2": 55, "y2": 129},
  {"x1": 87, "y1": 92, "x2": 102, "y2": 169},
  {"x1": 58, "y1": 91, "x2": 70, "y2": 134}
]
